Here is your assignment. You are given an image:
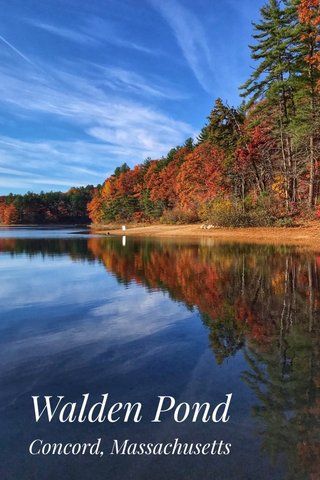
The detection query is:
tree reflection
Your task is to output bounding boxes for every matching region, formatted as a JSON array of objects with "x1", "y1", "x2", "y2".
[{"x1": 0, "y1": 235, "x2": 319, "y2": 478}]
